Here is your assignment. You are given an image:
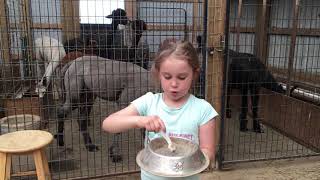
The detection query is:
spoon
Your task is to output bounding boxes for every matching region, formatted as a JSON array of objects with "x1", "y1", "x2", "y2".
[{"x1": 159, "y1": 131, "x2": 176, "y2": 152}]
